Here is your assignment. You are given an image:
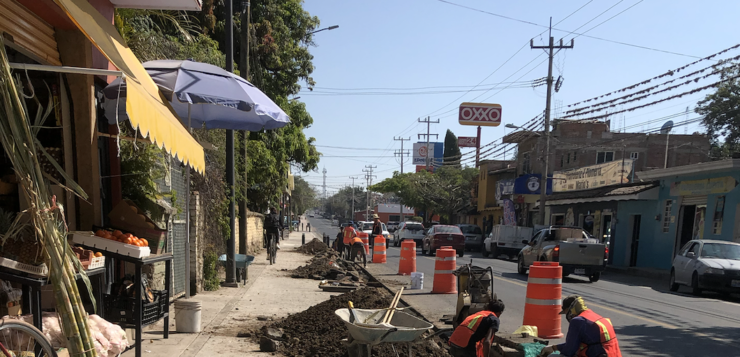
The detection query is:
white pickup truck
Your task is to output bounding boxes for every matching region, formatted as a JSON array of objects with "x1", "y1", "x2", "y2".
[
  {"x1": 483, "y1": 225, "x2": 533, "y2": 259},
  {"x1": 517, "y1": 226, "x2": 607, "y2": 282}
]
